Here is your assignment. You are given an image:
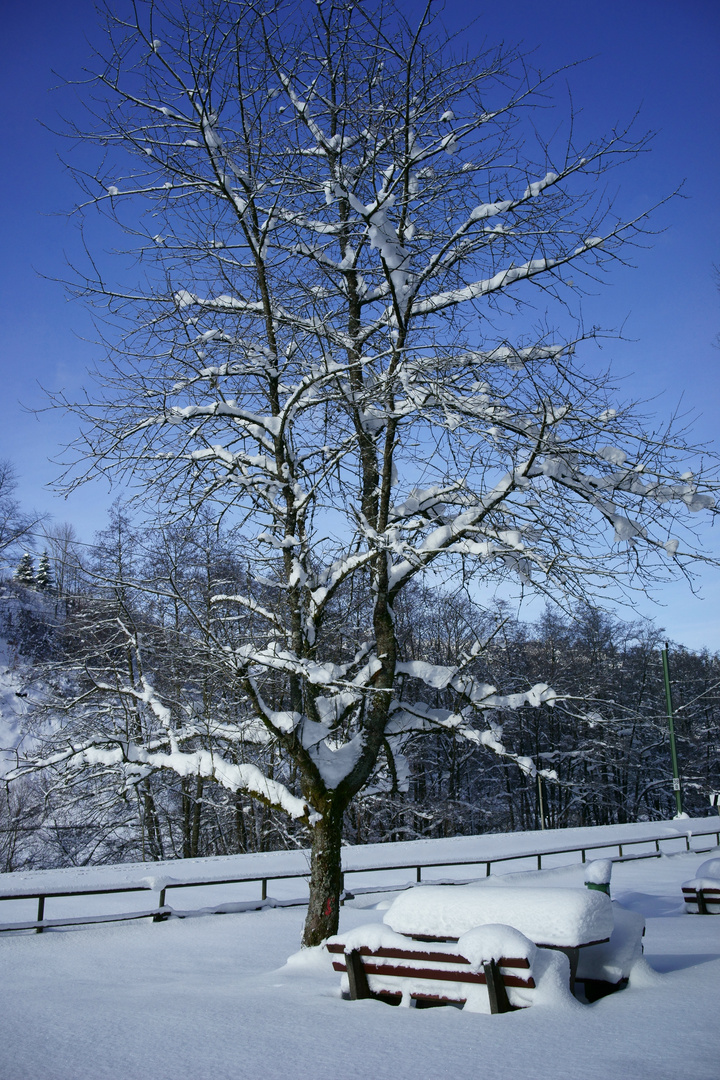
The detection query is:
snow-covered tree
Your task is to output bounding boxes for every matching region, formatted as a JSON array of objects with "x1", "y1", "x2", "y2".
[
  {"x1": 13, "y1": 553, "x2": 35, "y2": 589},
  {"x1": 35, "y1": 552, "x2": 55, "y2": 594},
  {"x1": 42, "y1": 523, "x2": 83, "y2": 599},
  {"x1": 0, "y1": 461, "x2": 43, "y2": 563},
  {"x1": 37, "y1": 0, "x2": 718, "y2": 944}
]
